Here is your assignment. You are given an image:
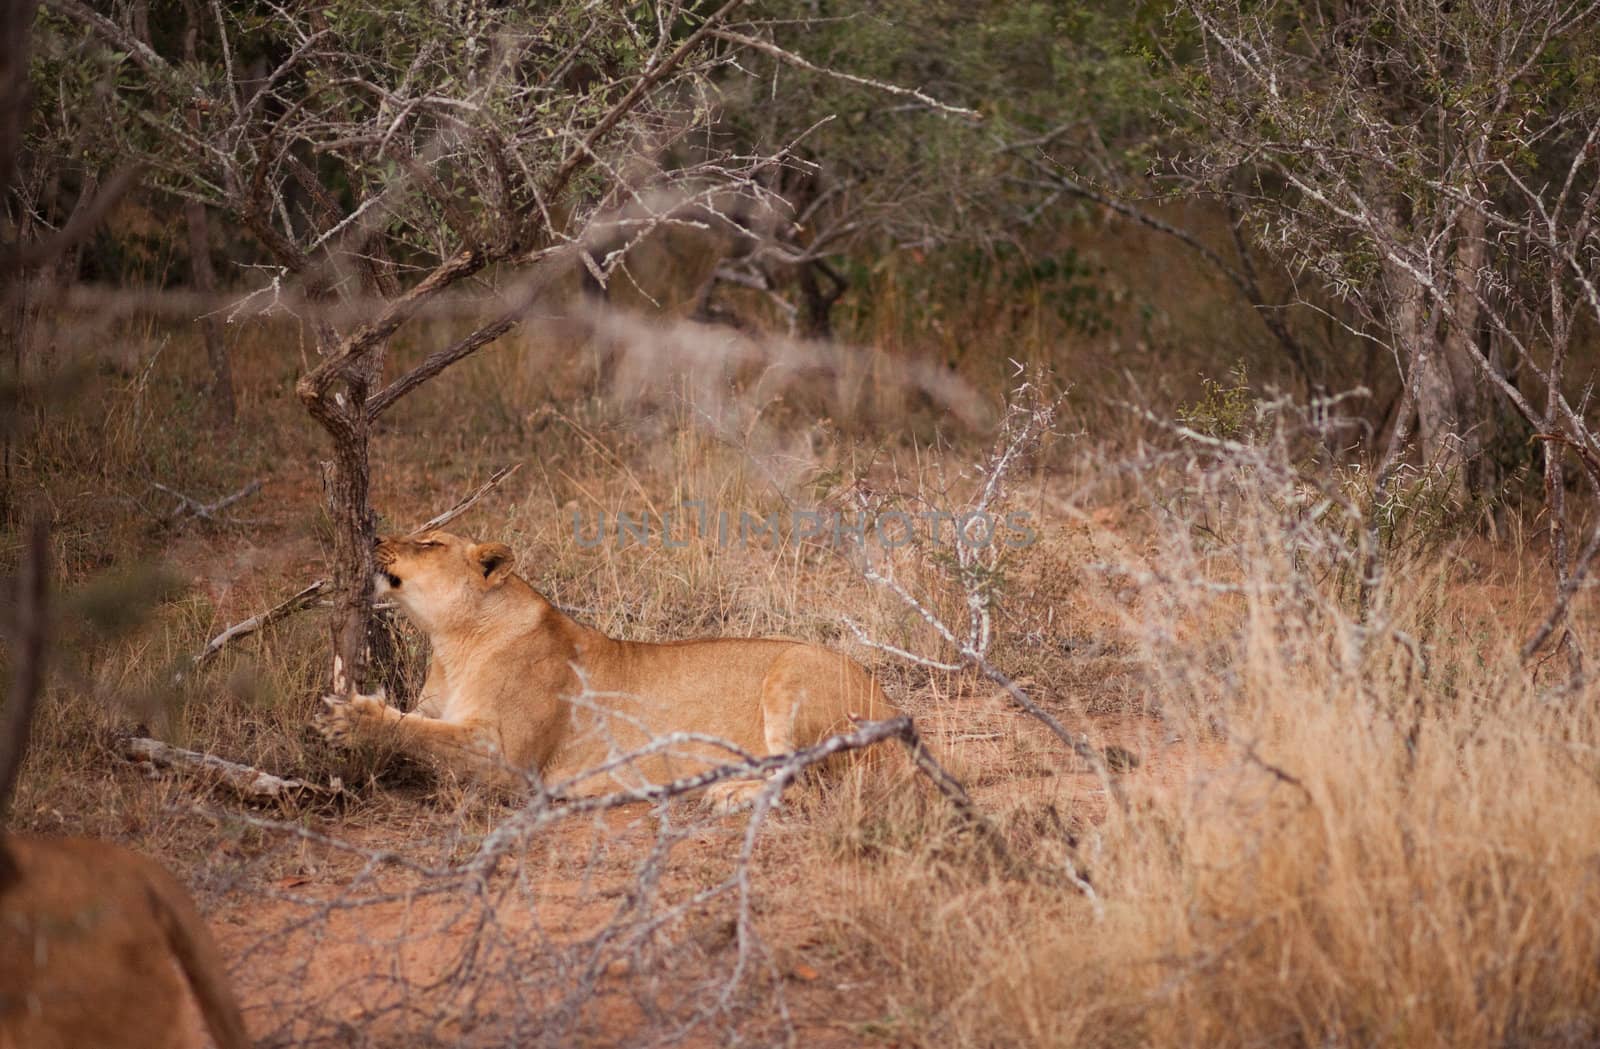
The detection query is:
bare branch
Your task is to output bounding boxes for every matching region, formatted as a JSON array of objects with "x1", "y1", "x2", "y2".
[
  {"x1": 121, "y1": 736, "x2": 327, "y2": 802},
  {"x1": 191, "y1": 580, "x2": 330, "y2": 672},
  {"x1": 152, "y1": 478, "x2": 263, "y2": 524},
  {"x1": 409, "y1": 464, "x2": 523, "y2": 535},
  {"x1": 711, "y1": 29, "x2": 981, "y2": 121}
]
